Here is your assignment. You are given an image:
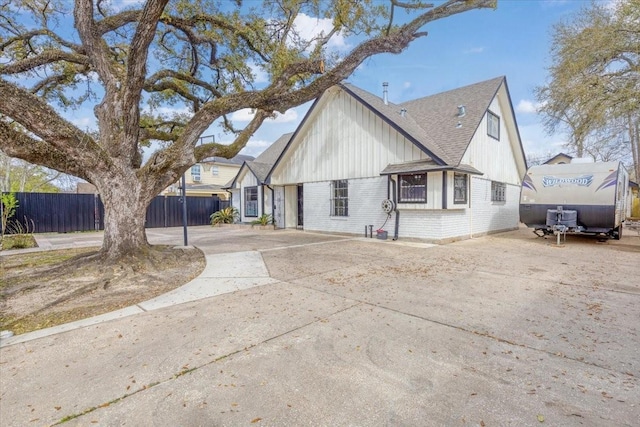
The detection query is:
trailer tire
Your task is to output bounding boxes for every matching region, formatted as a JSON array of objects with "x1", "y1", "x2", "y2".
[{"x1": 613, "y1": 224, "x2": 622, "y2": 240}]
